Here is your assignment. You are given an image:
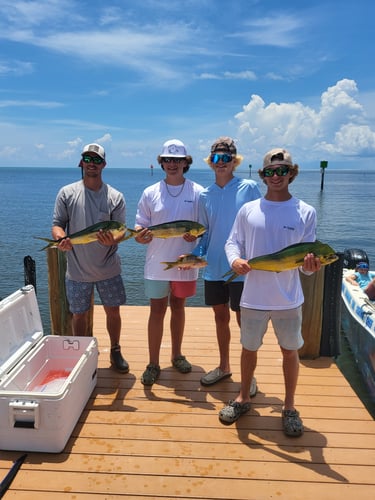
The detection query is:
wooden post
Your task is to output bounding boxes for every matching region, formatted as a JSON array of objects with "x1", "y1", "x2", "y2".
[
  {"x1": 299, "y1": 267, "x2": 325, "y2": 359},
  {"x1": 320, "y1": 160, "x2": 328, "y2": 191},
  {"x1": 47, "y1": 250, "x2": 93, "y2": 336}
]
